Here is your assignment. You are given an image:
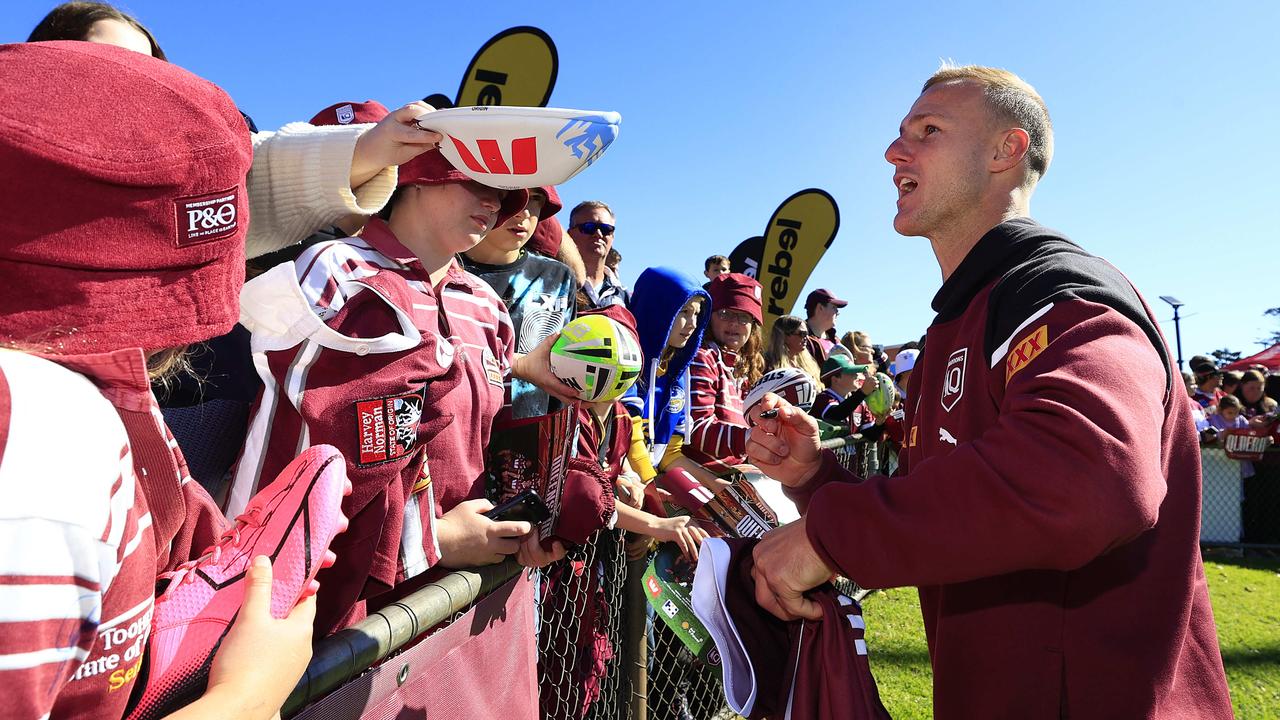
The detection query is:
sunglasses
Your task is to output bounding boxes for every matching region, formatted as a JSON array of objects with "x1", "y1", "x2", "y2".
[{"x1": 571, "y1": 221, "x2": 615, "y2": 236}]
